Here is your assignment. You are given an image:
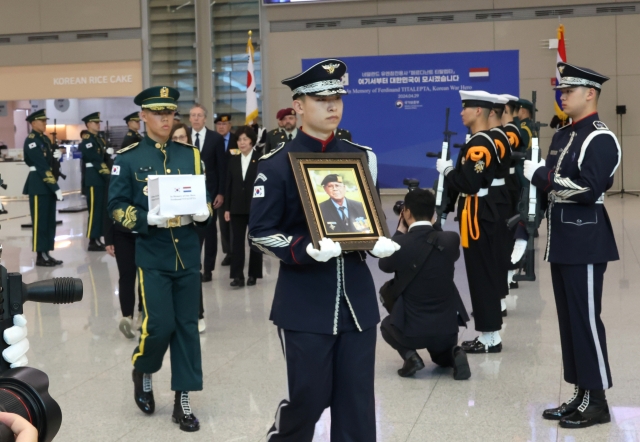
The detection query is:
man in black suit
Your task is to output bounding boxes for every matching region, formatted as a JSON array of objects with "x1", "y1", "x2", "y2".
[
  {"x1": 318, "y1": 174, "x2": 370, "y2": 234},
  {"x1": 379, "y1": 189, "x2": 471, "y2": 380},
  {"x1": 189, "y1": 104, "x2": 227, "y2": 282},
  {"x1": 214, "y1": 114, "x2": 237, "y2": 265}
]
